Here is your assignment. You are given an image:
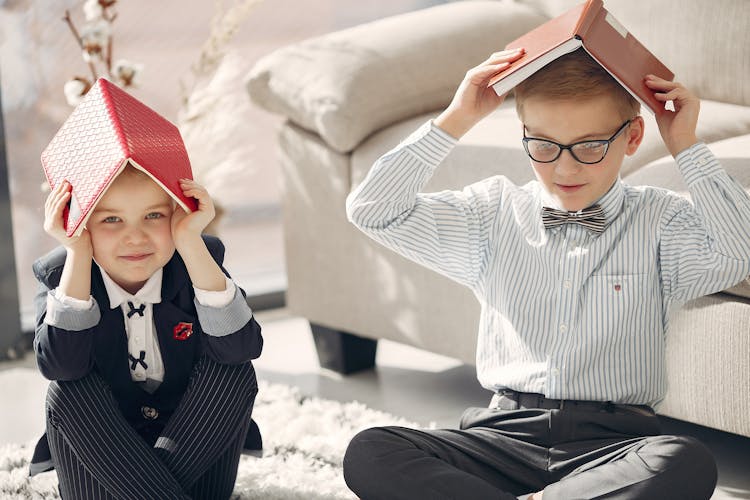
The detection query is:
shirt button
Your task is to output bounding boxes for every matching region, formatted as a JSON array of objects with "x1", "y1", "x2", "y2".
[
  {"x1": 142, "y1": 406, "x2": 159, "y2": 420},
  {"x1": 552, "y1": 368, "x2": 560, "y2": 376},
  {"x1": 559, "y1": 324, "x2": 568, "y2": 333},
  {"x1": 563, "y1": 280, "x2": 572, "y2": 289}
]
